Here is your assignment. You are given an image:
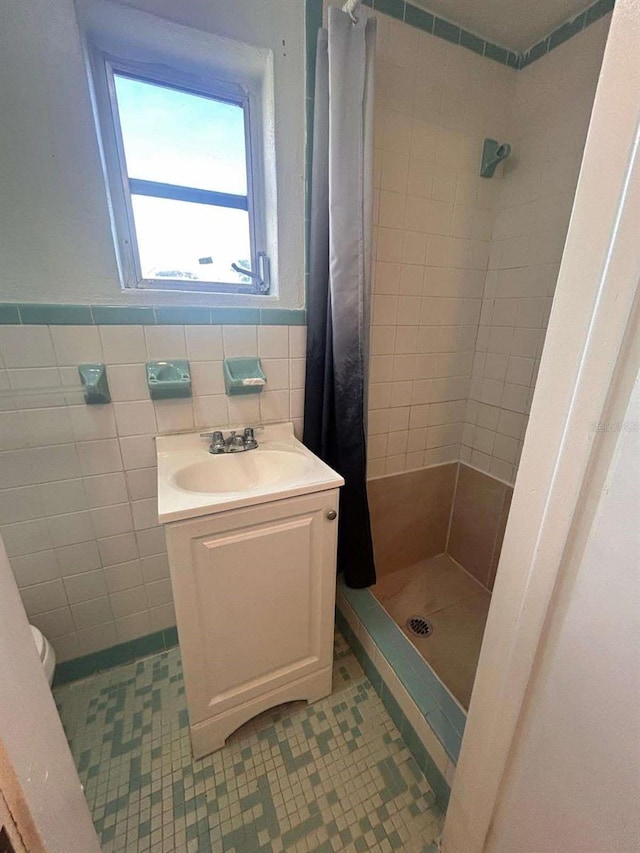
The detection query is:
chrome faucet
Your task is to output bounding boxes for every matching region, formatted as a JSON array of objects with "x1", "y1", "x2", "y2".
[
  {"x1": 208, "y1": 430, "x2": 225, "y2": 454},
  {"x1": 201, "y1": 427, "x2": 259, "y2": 454}
]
